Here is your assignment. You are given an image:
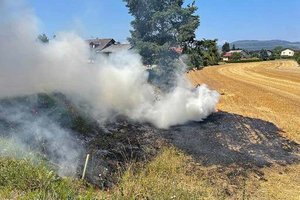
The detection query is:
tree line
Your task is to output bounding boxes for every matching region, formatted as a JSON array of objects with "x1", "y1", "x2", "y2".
[{"x1": 221, "y1": 42, "x2": 300, "y2": 64}]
